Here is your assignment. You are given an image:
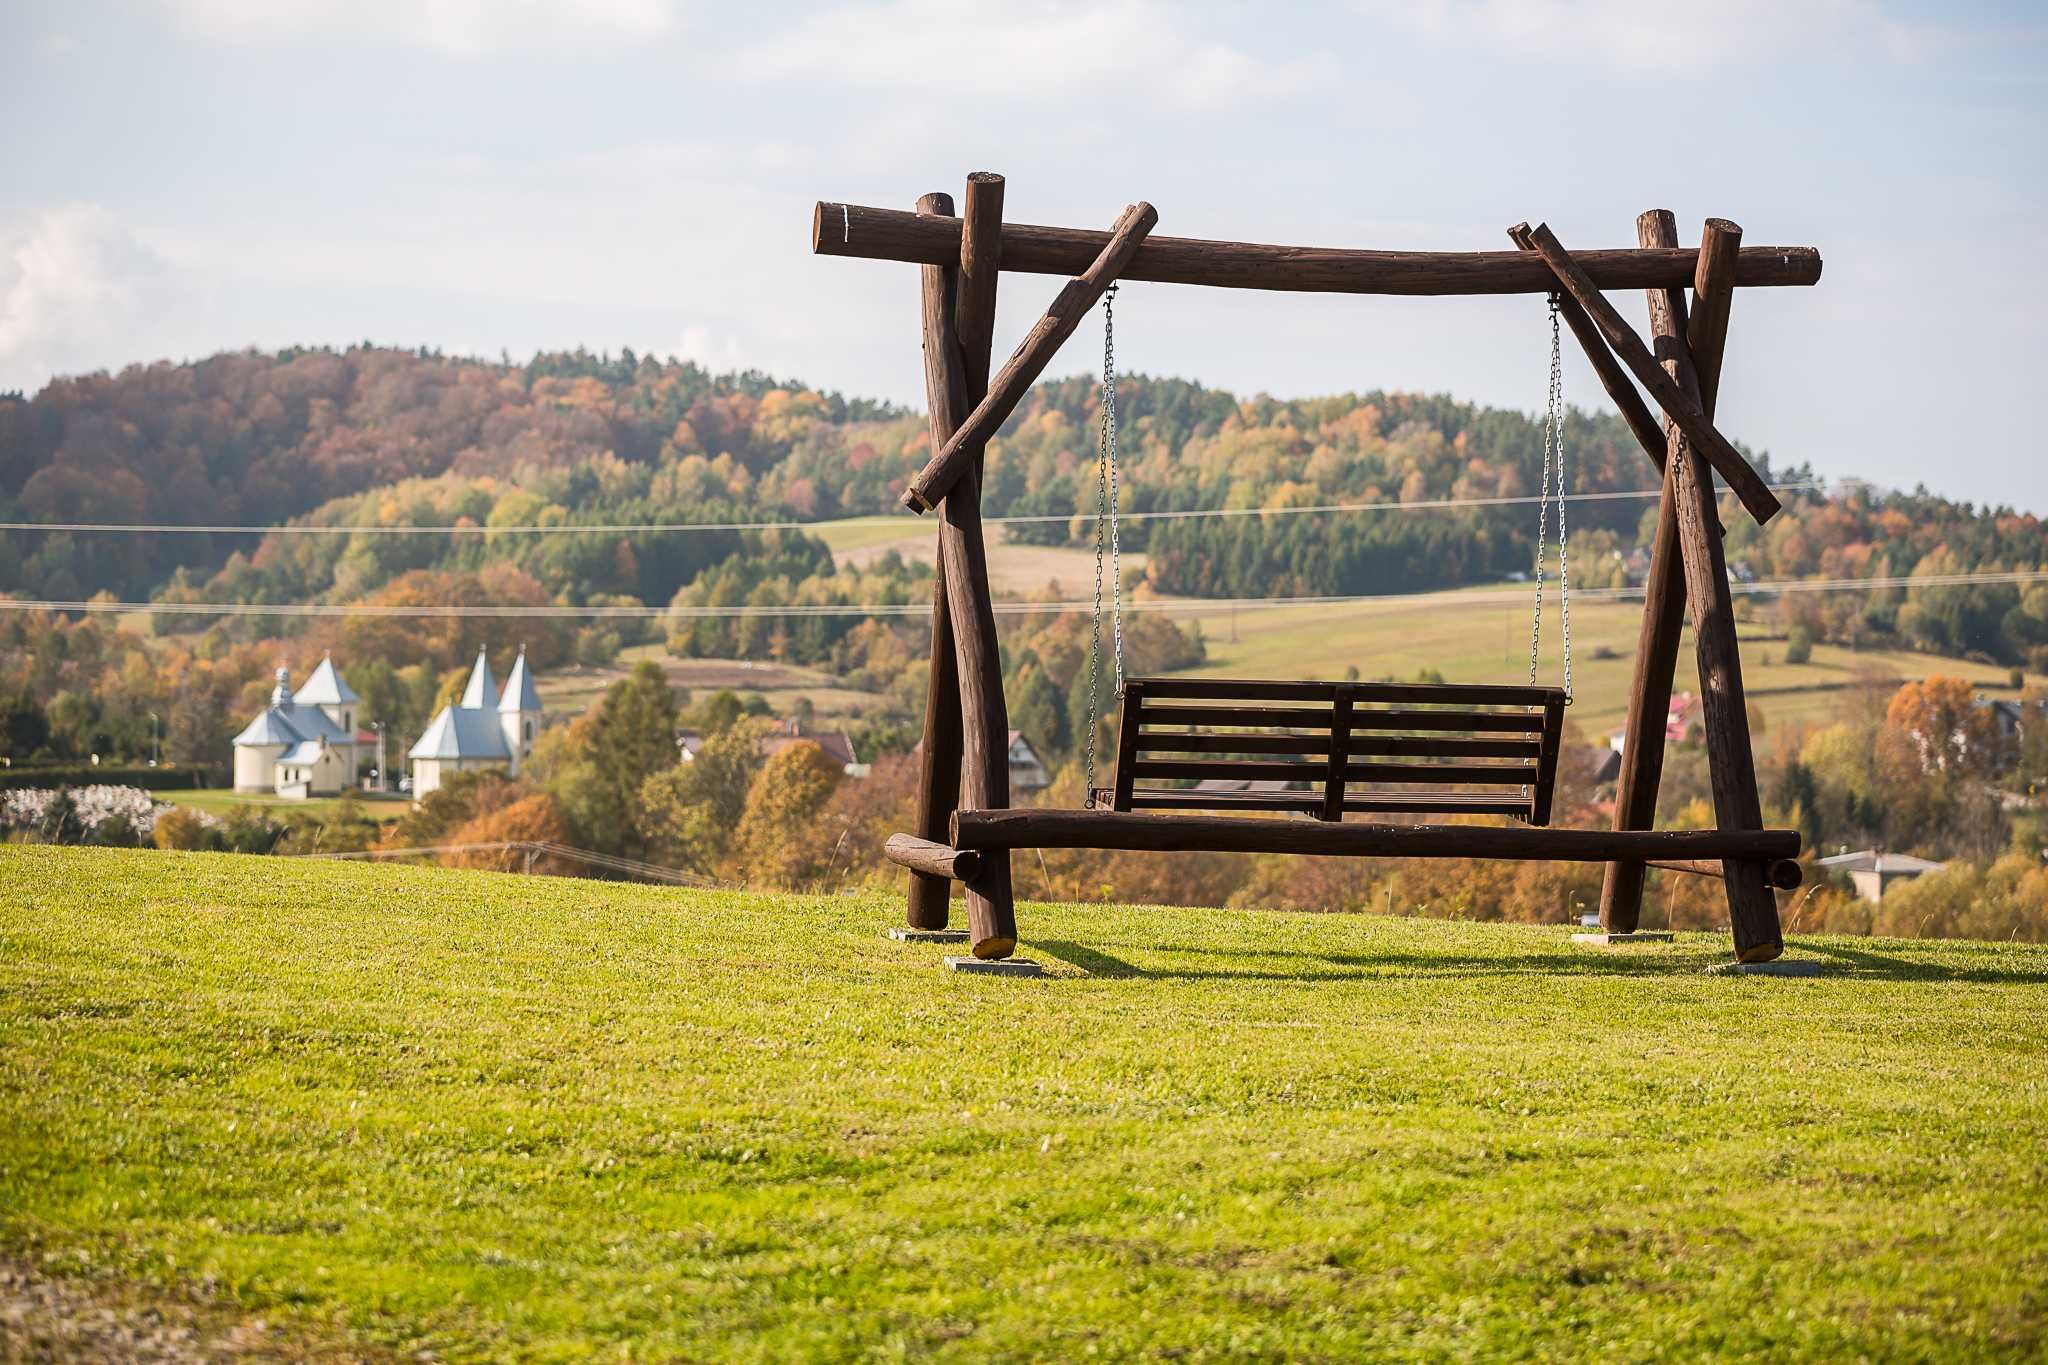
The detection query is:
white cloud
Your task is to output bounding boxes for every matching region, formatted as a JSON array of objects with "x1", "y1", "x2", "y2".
[
  {"x1": 1363, "y1": 0, "x2": 1898, "y2": 71},
  {"x1": 163, "y1": 0, "x2": 688, "y2": 55},
  {"x1": 733, "y1": 0, "x2": 1331, "y2": 111},
  {"x1": 0, "y1": 205, "x2": 187, "y2": 394}
]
